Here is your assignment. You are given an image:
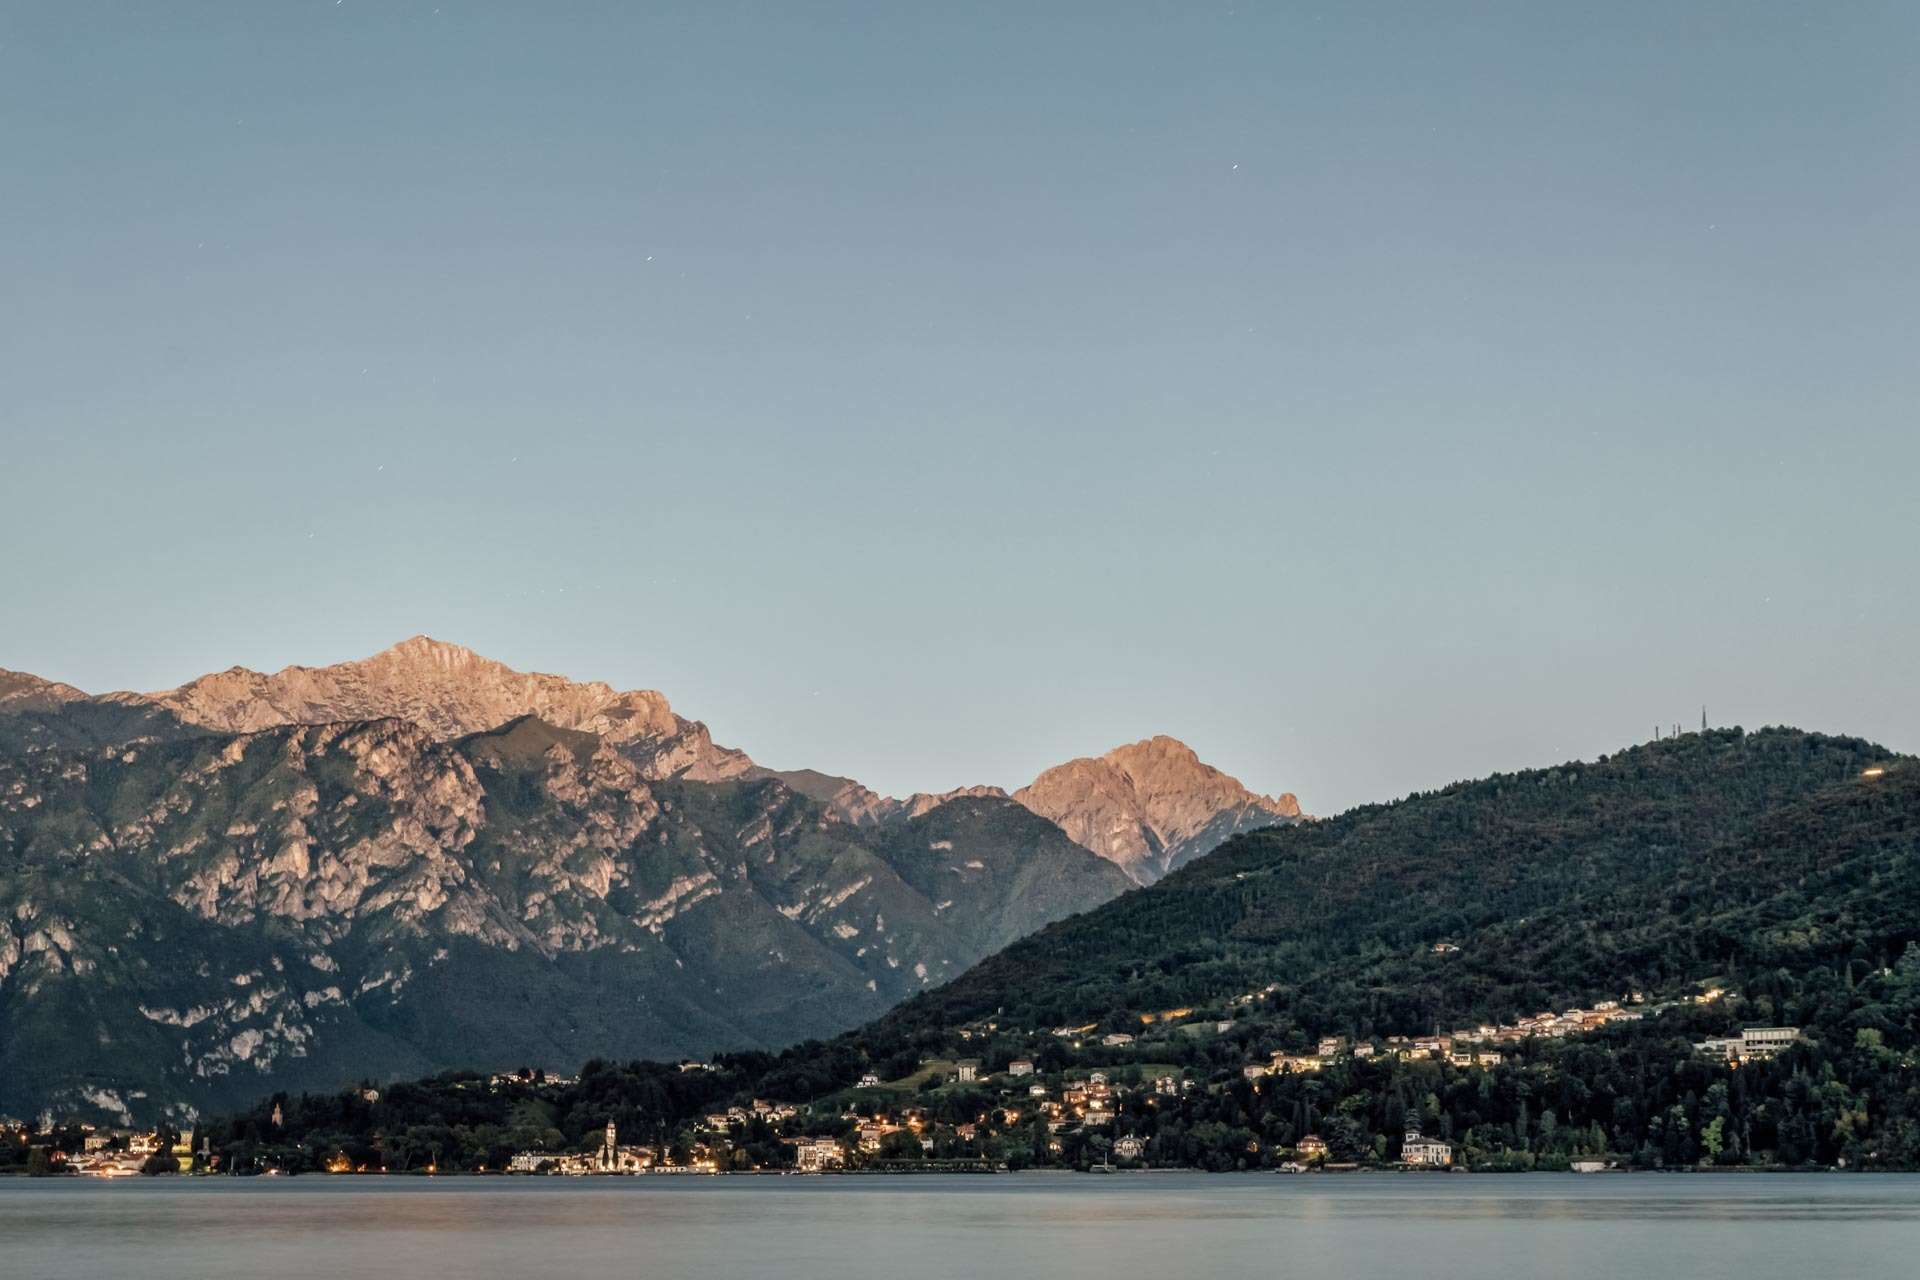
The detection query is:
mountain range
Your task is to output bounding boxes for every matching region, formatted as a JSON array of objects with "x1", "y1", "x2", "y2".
[
  {"x1": 0, "y1": 638, "x2": 1302, "y2": 1122},
  {"x1": 0, "y1": 637, "x2": 1298, "y2": 887}
]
